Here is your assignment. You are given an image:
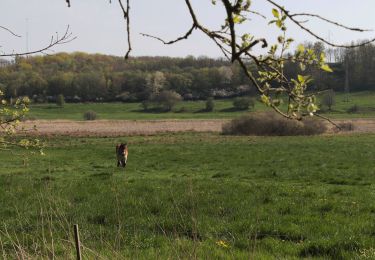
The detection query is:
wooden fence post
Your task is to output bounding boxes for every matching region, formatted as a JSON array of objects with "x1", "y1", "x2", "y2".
[{"x1": 73, "y1": 224, "x2": 82, "y2": 260}]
